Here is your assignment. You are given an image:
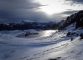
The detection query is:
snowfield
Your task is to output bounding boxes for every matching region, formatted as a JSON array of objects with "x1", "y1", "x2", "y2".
[{"x1": 0, "y1": 24, "x2": 83, "y2": 60}]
